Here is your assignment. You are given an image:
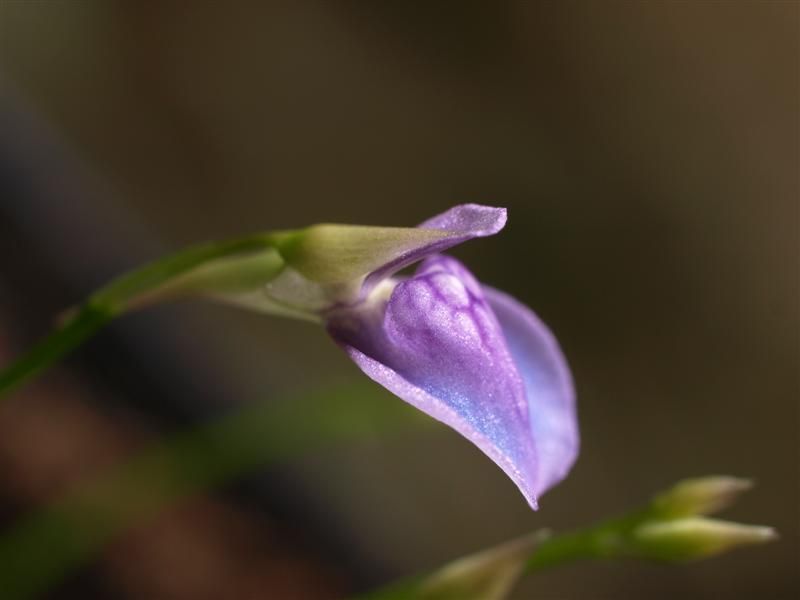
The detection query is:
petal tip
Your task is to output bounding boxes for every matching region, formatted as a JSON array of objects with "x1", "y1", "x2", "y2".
[
  {"x1": 420, "y1": 204, "x2": 507, "y2": 237},
  {"x1": 520, "y1": 486, "x2": 540, "y2": 511},
  {"x1": 460, "y1": 204, "x2": 508, "y2": 236}
]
